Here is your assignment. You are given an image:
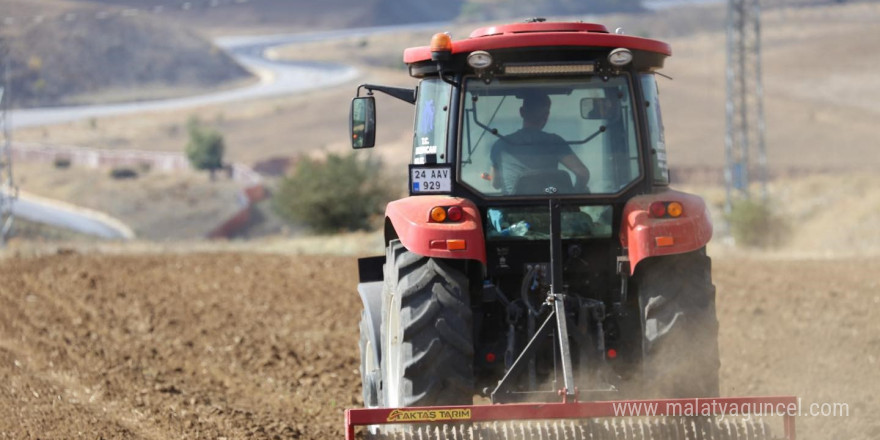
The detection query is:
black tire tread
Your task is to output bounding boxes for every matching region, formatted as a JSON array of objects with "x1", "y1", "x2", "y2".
[
  {"x1": 383, "y1": 240, "x2": 474, "y2": 407},
  {"x1": 634, "y1": 247, "x2": 720, "y2": 398}
]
